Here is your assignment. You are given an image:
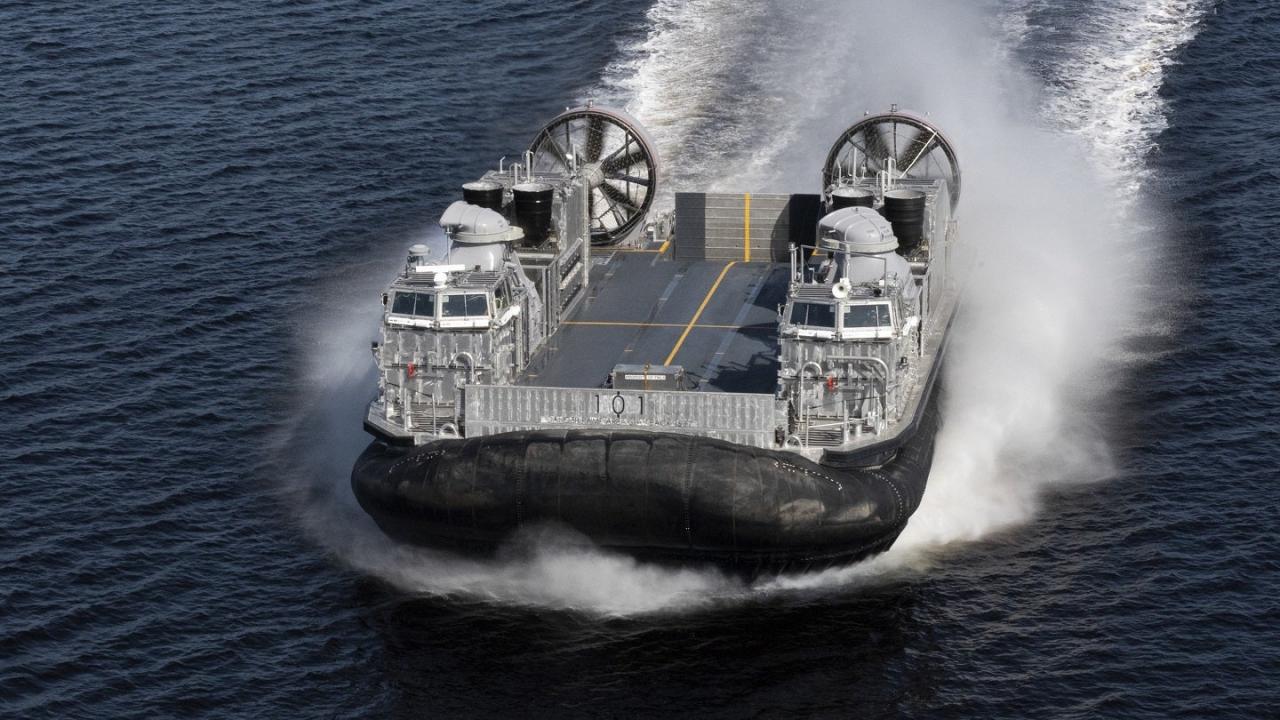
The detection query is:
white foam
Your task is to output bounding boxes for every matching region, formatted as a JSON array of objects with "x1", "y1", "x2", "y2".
[
  {"x1": 1002, "y1": 0, "x2": 1211, "y2": 363},
  {"x1": 593, "y1": 1, "x2": 842, "y2": 204},
  {"x1": 1032, "y1": 0, "x2": 1214, "y2": 203},
  {"x1": 291, "y1": 1, "x2": 1211, "y2": 613},
  {"x1": 330, "y1": 521, "x2": 742, "y2": 615}
]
